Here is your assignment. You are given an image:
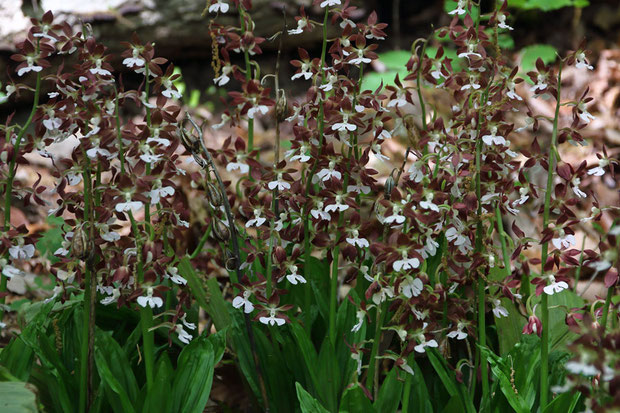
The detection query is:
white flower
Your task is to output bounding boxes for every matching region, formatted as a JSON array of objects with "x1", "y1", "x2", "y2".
[
  {"x1": 227, "y1": 161, "x2": 250, "y2": 174},
  {"x1": 506, "y1": 81, "x2": 522, "y2": 101},
  {"x1": 2, "y1": 264, "x2": 23, "y2": 279},
  {"x1": 497, "y1": 14, "x2": 513, "y2": 30},
  {"x1": 310, "y1": 202, "x2": 331, "y2": 221},
  {"x1": 552, "y1": 233, "x2": 576, "y2": 249},
  {"x1": 449, "y1": 0, "x2": 467, "y2": 15},
  {"x1": 115, "y1": 200, "x2": 143, "y2": 213},
  {"x1": 347, "y1": 184, "x2": 371, "y2": 194},
  {"x1": 332, "y1": 113, "x2": 357, "y2": 132},
  {"x1": 162, "y1": 87, "x2": 182, "y2": 100},
  {"x1": 324, "y1": 194, "x2": 349, "y2": 212},
  {"x1": 90, "y1": 59, "x2": 112, "y2": 76},
  {"x1": 45, "y1": 285, "x2": 64, "y2": 303},
  {"x1": 543, "y1": 275, "x2": 569, "y2": 295},
  {"x1": 351, "y1": 310, "x2": 365, "y2": 332},
  {"x1": 209, "y1": 0, "x2": 230, "y2": 13},
  {"x1": 414, "y1": 338, "x2": 438, "y2": 353},
  {"x1": 174, "y1": 324, "x2": 193, "y2": 344},
  {"x1": 348, "y1": 48, "x2": 371, "y2": 65},
  {"x1": 137, "y1": 287, "x2": 164, "y2": 308},
  {"x1": 482, "y1": 126, "x2": 506, "y2": 146},
  {"x1": 246, "y1": 208, "x2": 266, "y2": 228},
  {"x1": 315, "y1": 162, "x2": 342, "y2": 182},
  {"x1": 288, "y1": 19, "x2": 307, "y2": 35},
  {"x1": 285, "y1": 265, "x2": 307, "y2": 285},
  {"x1": 100, "y1": 288, "x2": 120, "y2": 305},
  {"x1": 399, "y1": 359, "x2": 415, "y2": 375},
  {"x1": 164, "y1": 267, "x2": 187, "y2": 285},
  {"x1": 9, "y1": 243, "x2": 35, "y2": 260},
  {"x1": 372, "y1": 285, "x2": 394, "y2": 305},
  {"x1": 492, "y1": 299, "x2": 509, "y2": 318},
  {"x1": 291, "y1": 62, "x2": 313, "y2": 81},
  {"x1": 139, "y1": 152, "x2": 163, "y2": 164},
  {"x1": 387, "y1": 90, "x2": 408, "y2": 108},
  {"x1": 447, "y1": 323, "x2": 468, "y2": 340},
  {"x1": 319, "y1": 74, "x2": 337, "y2": 92},
  {"x1": 320, "y1": 0, "x2": 341, "y2": 8},
  {"x1": 233, "y1": 290, "x2": 255, "y2": 314},
  {"x1": 18, "y1": 57, "x2": 43, "y2": 77},
  {"x1": 147, "y1": 184, "x2": 175, "y2": 205},
  {"x1": 259, "y1": 309, "x2": 286, "y2": 326},
  {"x1": 268, "y1": 174, "x2": 291, "y2": 191},
  {"x1": 248, "y1": 104, "x2": 269, "y2": 119},
  {"x1": 570, "y1": 177, "x2": 586, "y2": 198},
  {"x1": 393, "y1": 252, "x2": 420, "y2": 272},
  {"x1": 530, "y1": 74, "x2": 548, "y2": 92},
  {"x1": 43, "y1": 116, "x2": 62, "y2": 131},
  {"x1": 420, "y1": 193, "x2": 439, "y2": 212},
  {"x1": 575, "y1": 52, "x2": 593, "y2": 70},
  {"x1": 346, "y1": 230, "x2": 369, "y2": 248},
  {"x1": 408, "y1": 163, "x2": 425, "y2": 183},
  {"x1": 286, "y1": 145, "x2": 311, "y2": 163},
  {"x1": 445, "y1": 227, "x2": 471, "y2": 252},
  {"x1": 461, "y1": 75, "x2": 481, "y2": 90},
  {"x1": 401, "y1": 277, "x2": 423, "y2": 298},
  {"x1": 577, "y1": 102, "x2": 595, "y2": 124},
  {"x1": 123, "y1": 49, "x2": 145, "y2": 68},
  {"x1": 181, "y1": 314, "x2": 196, "y2": 330},
  {"x1": 54, "y1": 231, "x2": 74, "y2": 257},
  {"x1": 587, "y1": 159, "x2": 608, "y2": 176},
  {"x1": 565, "y1": 361, "x2": 599, "y2": 376}
]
